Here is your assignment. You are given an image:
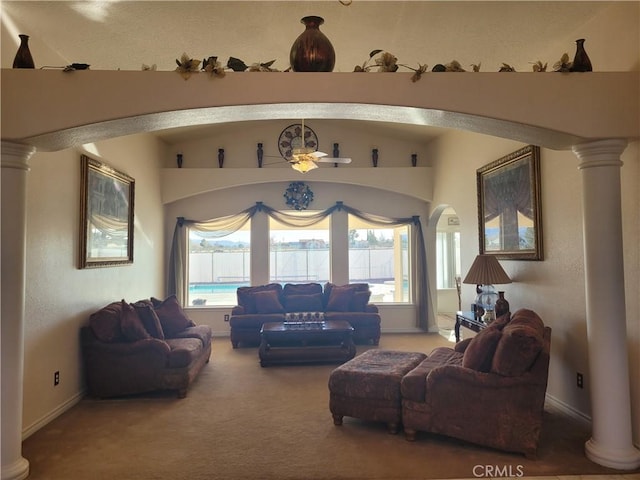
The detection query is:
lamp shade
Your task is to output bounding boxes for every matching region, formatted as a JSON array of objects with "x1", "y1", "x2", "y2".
[{"x1": 463, "y1": 255, "x2": 512, "y2": 285}]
